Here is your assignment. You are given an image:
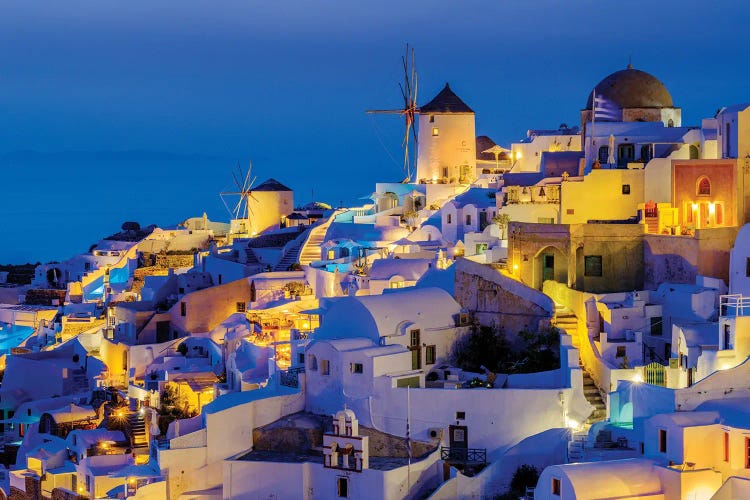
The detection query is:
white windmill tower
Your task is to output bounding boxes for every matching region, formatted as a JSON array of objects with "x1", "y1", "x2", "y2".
[{"x1": 220, "y1": 162, "x2": 259, "y2": 240}]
